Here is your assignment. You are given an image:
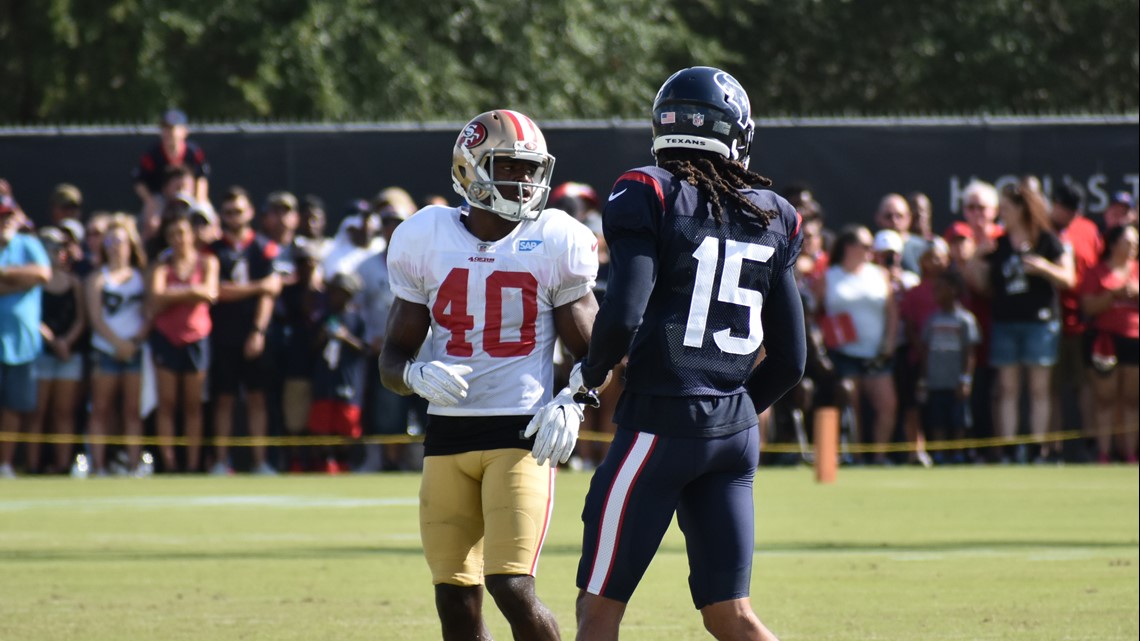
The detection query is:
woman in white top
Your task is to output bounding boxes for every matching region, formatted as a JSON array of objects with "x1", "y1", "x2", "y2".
[
  {"x1": 822, "y1": 225, "x2": 899, "y2": 464},
  {"x1": 85, "y1": 214, "x2": 149, "y2": 476}
]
